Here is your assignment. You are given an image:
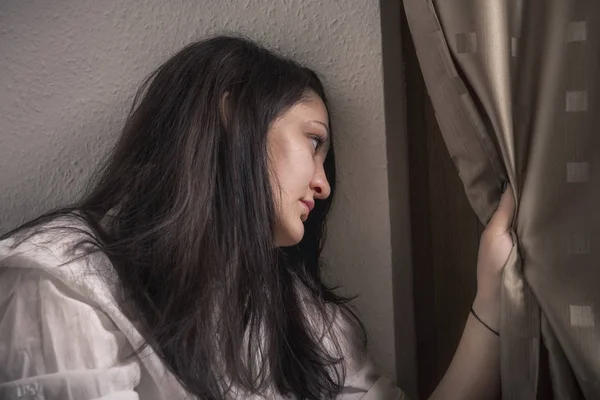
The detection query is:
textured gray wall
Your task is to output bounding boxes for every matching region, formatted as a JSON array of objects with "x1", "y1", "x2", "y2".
[{"x1": 0, "y1": 0, "x2": 406, "y2": 384}]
